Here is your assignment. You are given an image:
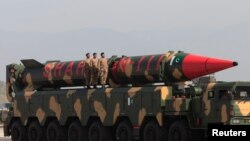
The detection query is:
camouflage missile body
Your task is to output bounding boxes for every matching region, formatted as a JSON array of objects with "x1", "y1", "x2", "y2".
[
  {"x1": 6, "y1": 51, "x2": 237, "y2": 94},
  {"x1": 109, "y1": 51, "x2": 238, "y2": 86},
  {"x1": 4, "y1": 51, "x2": 245, "y2": 141},
  {"x1": 7, "y1": 60, "x2": 85, "y2": 89}
]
